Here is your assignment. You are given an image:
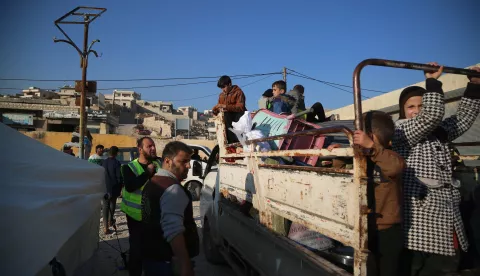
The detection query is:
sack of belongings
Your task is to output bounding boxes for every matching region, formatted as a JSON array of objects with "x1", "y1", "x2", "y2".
[{"x1": 288, "y1": 222, "x2": 334, "y2": 252}]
